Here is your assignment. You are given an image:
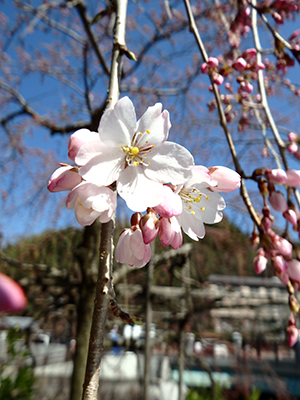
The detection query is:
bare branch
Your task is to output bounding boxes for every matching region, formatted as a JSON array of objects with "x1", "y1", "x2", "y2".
[{"x1": 75, "y1": 1, "x2": 110, "y2": 76}]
